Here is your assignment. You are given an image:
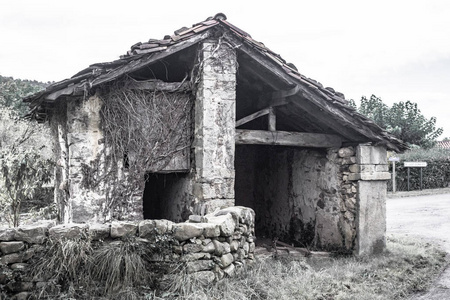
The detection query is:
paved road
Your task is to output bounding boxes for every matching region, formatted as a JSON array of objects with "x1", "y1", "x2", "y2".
[{"x1": 387, "y1": 192, "x2": 450, "y2": 299}]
